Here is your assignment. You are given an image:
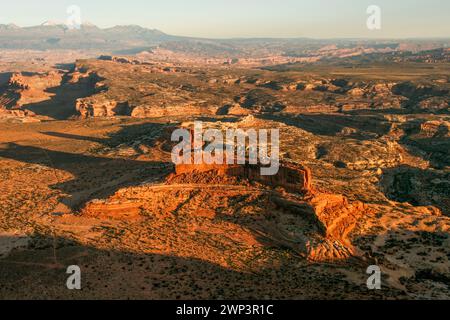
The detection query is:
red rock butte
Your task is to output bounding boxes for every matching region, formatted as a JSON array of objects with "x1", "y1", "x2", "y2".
[
  {"x1": 170, "y1": 125, "x2": 312, "y2": 193},
  {"x1": 174, "y1": 161, "x2": 312, "y2": 194}
]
